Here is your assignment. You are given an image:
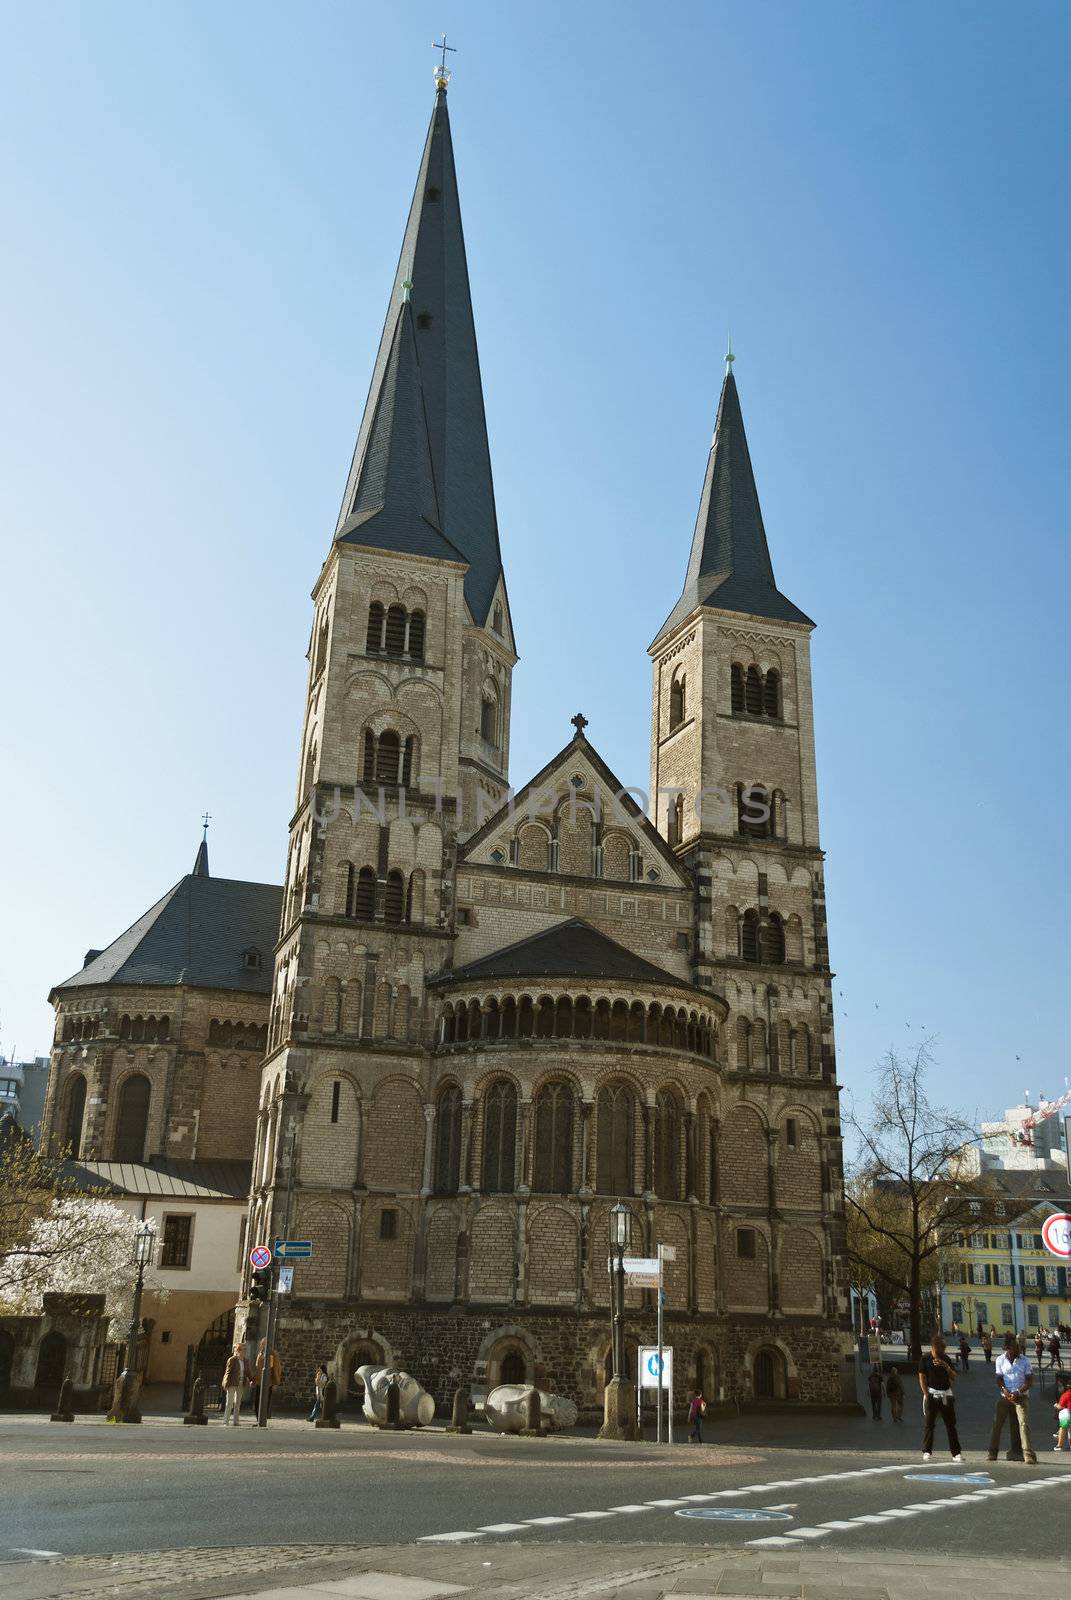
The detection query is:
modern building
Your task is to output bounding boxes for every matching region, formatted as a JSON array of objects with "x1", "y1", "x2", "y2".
[
  {"x1": 242, "y1": 73, "x2": 850, "y2": 1416},
  {"x1": 0, "y1": 1055, "x2": 49, "y2": 1145}
]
